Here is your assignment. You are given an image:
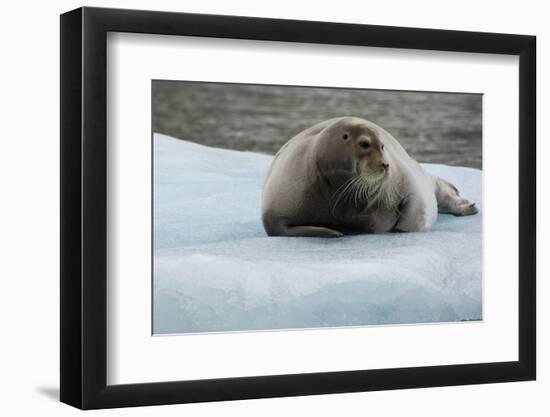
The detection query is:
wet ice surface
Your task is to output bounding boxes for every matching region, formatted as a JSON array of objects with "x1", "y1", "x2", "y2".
[
  {"x1": 153, "y1": 82, "x2": 482, "y2": 169},
  {"x1": 153, "y1": 134, "x2": 482, "y2": 334}
]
